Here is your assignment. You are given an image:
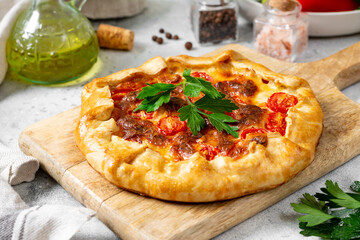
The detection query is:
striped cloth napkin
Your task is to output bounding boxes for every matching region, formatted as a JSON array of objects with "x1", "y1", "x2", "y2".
[{"x1": 0, "y1": 142, "x2": 96, "y2": 240}]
